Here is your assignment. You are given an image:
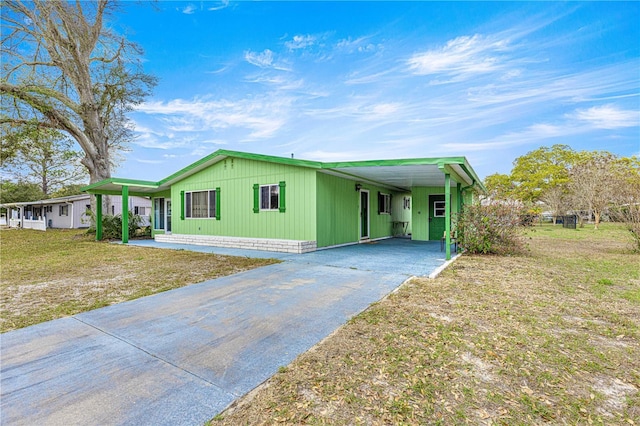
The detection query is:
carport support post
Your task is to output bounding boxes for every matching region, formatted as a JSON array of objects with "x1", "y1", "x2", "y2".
[
  {"x1": 445, "y1": 173, "x2": 451, "y2": 261},
  {"x1": 122, "y1": 186, "x2": 129, "y2": 244},
  {"x1": 95, "y1": 194, "x2": 103, "y2": 241}
]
